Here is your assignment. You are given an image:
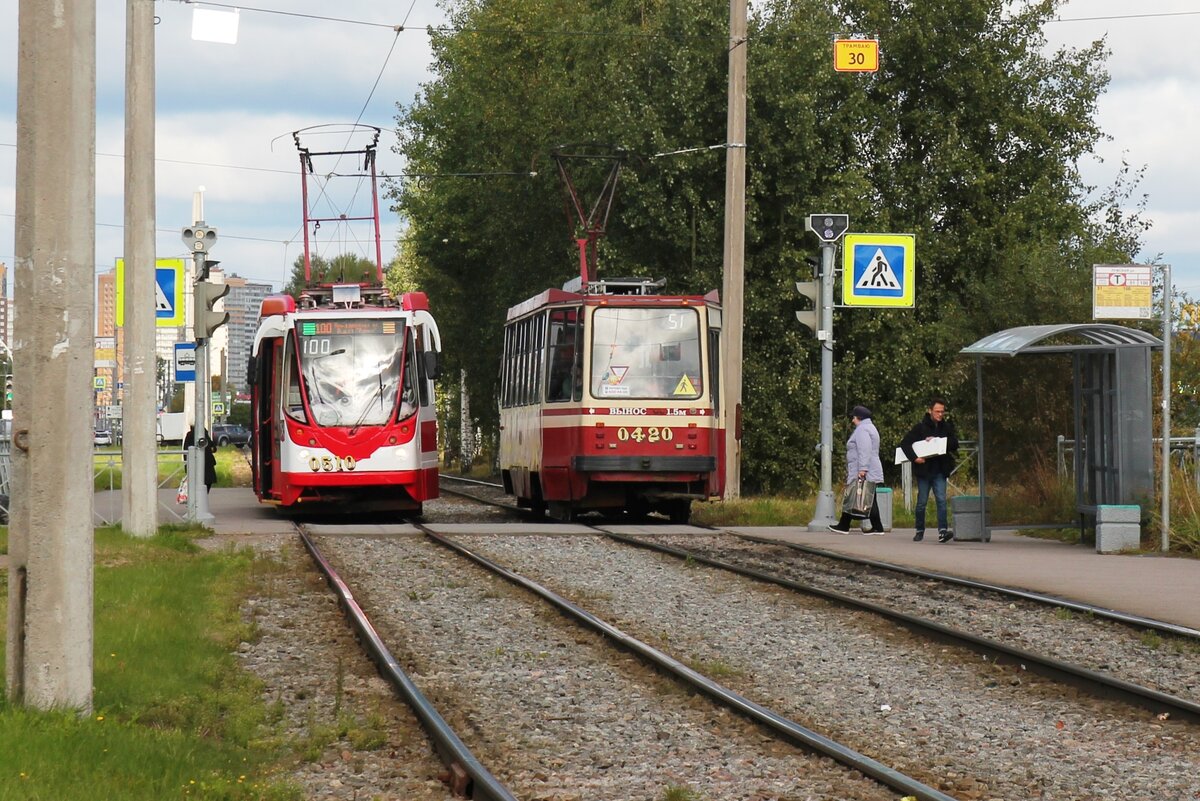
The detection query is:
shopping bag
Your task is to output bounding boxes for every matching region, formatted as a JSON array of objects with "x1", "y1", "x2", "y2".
[
  {"x1": 176, "y1": 476, "x2": 188, "y2": 505},
  {"x1": 841, "y1": 478, "x2": 876, "y2": 519}
]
